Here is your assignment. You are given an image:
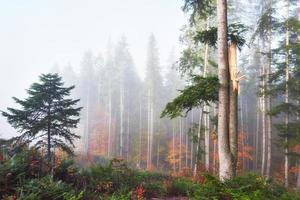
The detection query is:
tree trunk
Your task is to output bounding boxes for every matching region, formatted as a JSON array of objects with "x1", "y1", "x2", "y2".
[
  {"x1": 265, "y1": 0, "x2": 273, "y2": 179},
  {"x1": 172, "y1": 120, "x2": 176, "y2": 172},
  {"x1": 107, "y1": 83, "x2": 112, "y2": 157},
  {"x1": 193, "y1": 109, "x2": 203, "y2": 177},
  {"x1": 179, "y1": 118, "x2": 182, "y2": 171},
  {"x1": 261, "y1": 47, "x2": 266, "y2": 176},
  {"x1": 47, "y1": 106, "x2": 51, "y2": 164},
  {"x1": 119, "y1": 84, "x2": 124, "y2": 157},
  {"x1": 228, "y1": 43, "x2": 238, "y2": 175},
  {"x1": 217, "y1": 0, "x2": 233, "y2": 180},
  {"x1": 284, "y1": 0, "x2": 290, "y2": 188},
  {"x1": 138, "y1": 97, "x2": 142, "y2": 168},
  {"x1": 204, "y1": 17, "x2": 210, "y2": 171},
  {"x1": 147, "y1": 90, "x2": 151, "y2": 169},
  {"x1": 255, "y1": 96, "x2": 260, "y2": 171},
  {"x1": 190, "y1": 110, "x2": 194, "y2": 168}
]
